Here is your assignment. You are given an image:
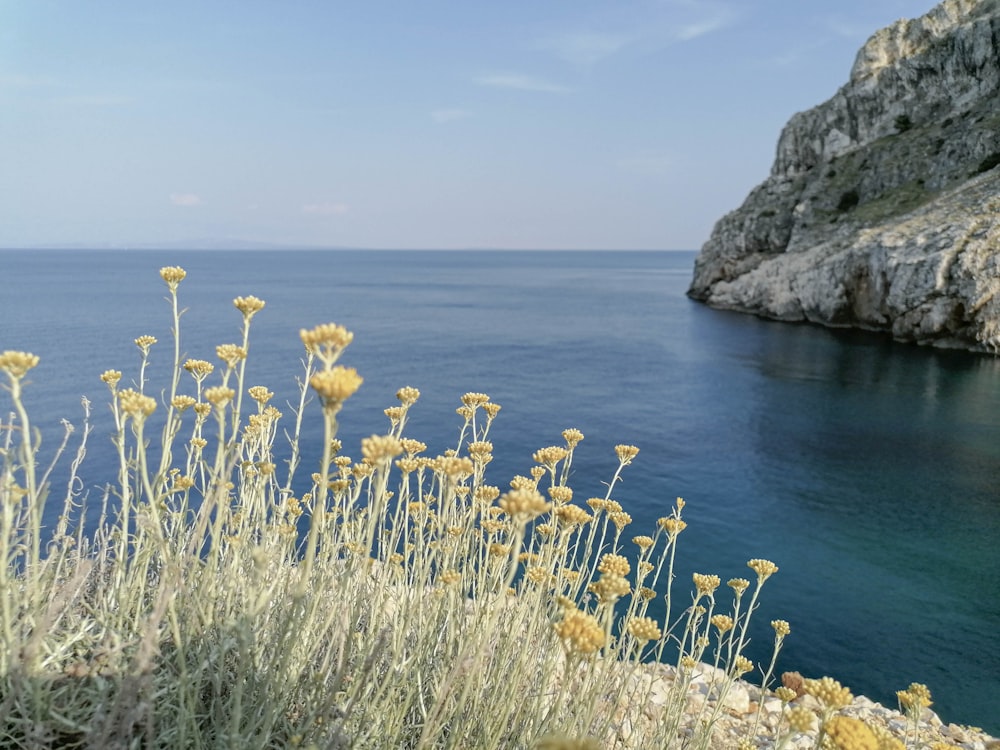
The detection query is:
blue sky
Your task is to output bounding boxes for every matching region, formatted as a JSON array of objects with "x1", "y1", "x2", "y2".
[{"x1": 2, "y1": 0, "x2": 937, "y2": 250}]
